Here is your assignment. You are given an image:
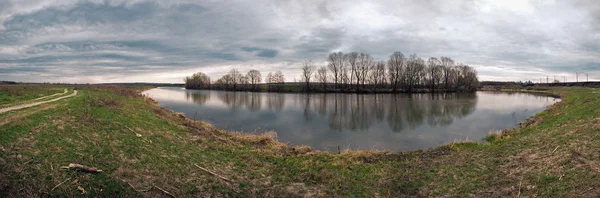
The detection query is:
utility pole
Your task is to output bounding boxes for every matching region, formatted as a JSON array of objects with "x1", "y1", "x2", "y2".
[
  {"x1": 554, "y1": 75, "x2": 556, "y2": 83},
  {"x1": 563, "y1": 76, "x2": 566, "y2": 83},
  {"x1": 586, "y1": 73, "x2": 589, "y2": 82},
  {"x1": 576, "y1": 72, "x2": 580, "y2": 82},
  {"x1": 546, "y1": 76, "x2": 549, "y2": 84}
]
